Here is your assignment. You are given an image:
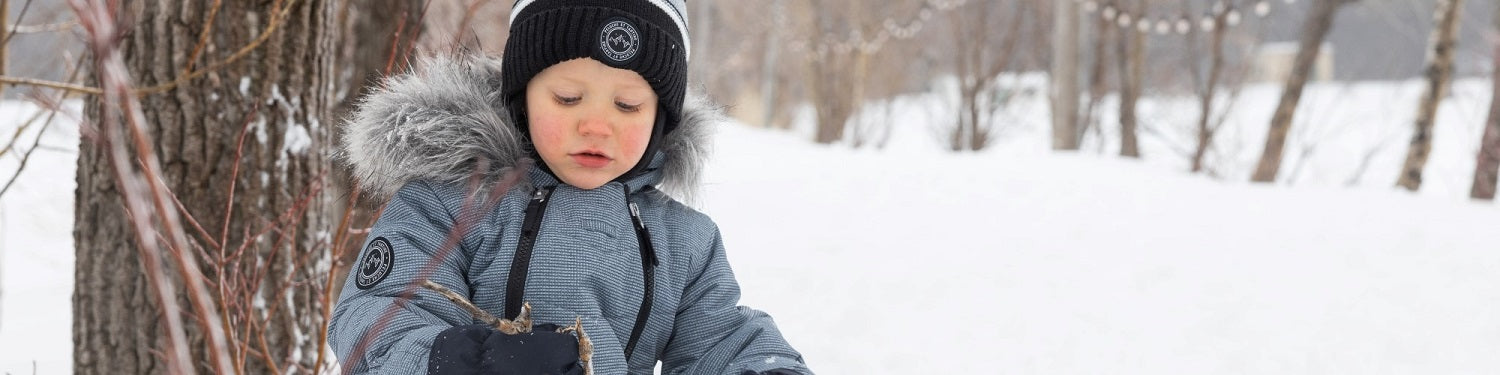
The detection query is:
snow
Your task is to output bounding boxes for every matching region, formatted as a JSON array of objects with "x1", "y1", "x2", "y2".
[
  {"x1": 706, "y1": 124, "x2": 1500, "y2": 374},
  {"x1": 3, "y1": 76, "x2": 1500, "y2": 374},
  {"x1": 0, "y1": 101, "x2": 79, "y2": 374},
  {"x1": 283, "y1": 123, "x2": 312, "y2": 156}
]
